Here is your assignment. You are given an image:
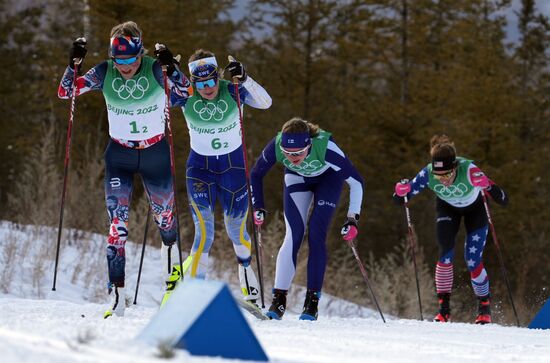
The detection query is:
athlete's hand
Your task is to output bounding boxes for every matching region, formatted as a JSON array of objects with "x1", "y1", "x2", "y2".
[
  {"x1": 253, "y1": 209, "x2": 267, "y2": 226},
  {"x1": 154, "y1": 43, "x2": 179, "y2": 75},
  {"x1": 69, "y1": 37, "x2": 87, "y2": 69},
  {"x1": 225, "y1": 58, "x2": 247, "y2": 82},
  {"x1": 341, "y1": 216, "x2": 359, "y2": 241},
  {"x1": 394, "y1": 179, "x2": 411, "y2": 197},
  {"x1": 470, "y1": 171, "x2": 491, "y2": 189}
]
